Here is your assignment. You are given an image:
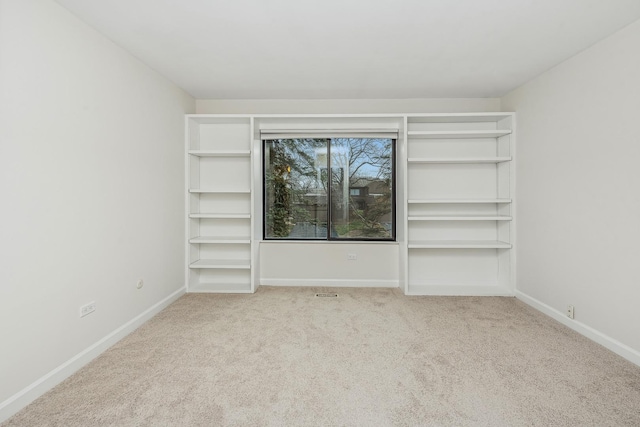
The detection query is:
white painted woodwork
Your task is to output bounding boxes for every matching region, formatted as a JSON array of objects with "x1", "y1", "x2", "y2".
[
  {"x1": 188, "y1": 190, "x2": 251, "y2": 194},
  {"x1": 408, "y1": 216, "x2": 513, "y2": 221},
  {"x1": 189, "y1": 236, "x2": 251, "y2": 244},
  {"x1": 189, "y1": 259, "x2": 251, "y2": 269},
  {"x1": 188, "y1": 150, "x2": 251, "y2": 157},
  {"x1": 408, "y1": 199, "x2": 512, "y2": 204},
  {"x1": 189, "y1": 213, "x2": 250, "y2": 219},
  {"x1": 186, "y1": 113, "x2": 514, "y2": 296},
  {"x1": 408, "y1": 241, "x2": 512, "y2": 249},
  {"x1": 405, "y1": 113, "x2": 515, "y2": 295},
  {"x1": 407, "y1": 130, "x2": 511, "y2": 139},
  {"x1": 186, "y1": 116, "x2": 254, "y2": 293},
  {"x1": 407, "y1": 157, "x2": 511, "y2": 164}
]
